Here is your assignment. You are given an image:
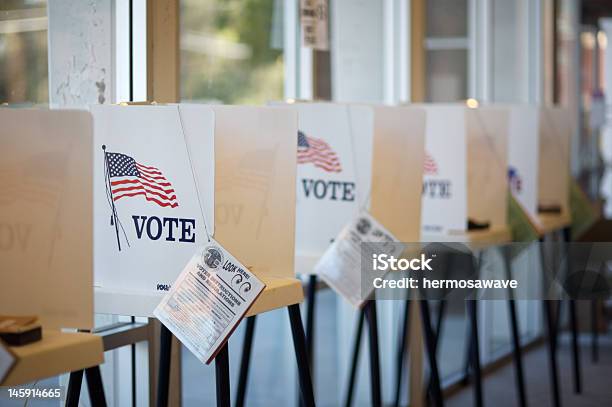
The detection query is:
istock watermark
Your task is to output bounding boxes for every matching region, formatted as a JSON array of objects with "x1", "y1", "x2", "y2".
[
  {"x1": 360, "y1": 242, "x2": 612, "y2": 302},
  {"x1": 372, "y1": 253, "x2": 434, "y2": 271}
]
